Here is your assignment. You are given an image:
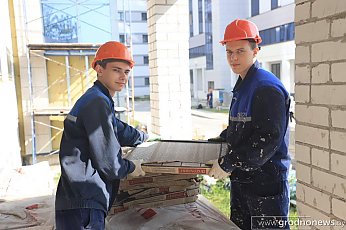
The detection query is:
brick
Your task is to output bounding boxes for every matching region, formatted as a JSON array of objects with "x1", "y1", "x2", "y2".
[
  {"x1": 304, "y1": 185, "x2": 331, "y2": 212},
  {"x1": 295, "y1": 45, "x2": 310, "y2": 64},
  {"x1": 331, "y1": 18, "x2": 346, "y2": 38},
  {"x1": 312, "y1": 64, "x2": 330, "y2": 83},
  {"x1": 296, "y1": 201, "x2": 332, "y2": 230},
  {"x1": 312, "y1": 41, "x2": 346, "y2": 62},
  {"x1": 295, "y1": 144, "x2": 311, "y2": 164},
  {"x1": 312, "y1": 0, "x2": 346, "y2": 18},
  {"x1": 295, "y1": 2, "x2": 310, "y2": 22},
  {"x1": 295, "y1": 85, "x2": 310, "y2": 103},
  {"x1": 331, "y1": 110, "x2": 346, "y2": 129},
  {"x1": 296, "y1": 162, "x2": 311, "y2": 184},
  {"x1": 295, "y1": 0, "x2": 309, "y2": 4},
  {"x1": 296, "y1": 124, "x2": 329, "y2": 148},
  {"x1": 152, "y1": 5, "x2": 171, "y2": 15},
  {"x1": 296, "y1": 182, "x2": 306, "y2": 202},
  {"x1": 330, "y1": 131, "x2": 346, "y2": 153},
  {"x1": 312, "y1": 169, "x2": 346, "y2": 198},
  {"x1": 332, "y1": 198, "x2": 346, "y2": 220},
  {"x1": 295, "y1": 105, "x2": 329, "y2": 126},
  {"x1": 331, "y1": 153, "x2": 346, "y2": 176},
  {"x1": 312, "y1": 148, "x2": 330, "y2": 170},
  {"x1": 295, "y1": 65, "x2": 310, "y2": 83},
  {"x1": 311, "y1": 85, "x2": 346, "y2": 106},
  {"x1": 295, "y1": 20, "x2": 329, "y2": 44},
  {"x1": 331, "y1": 62, "x2": 346, "y2": 83}
]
